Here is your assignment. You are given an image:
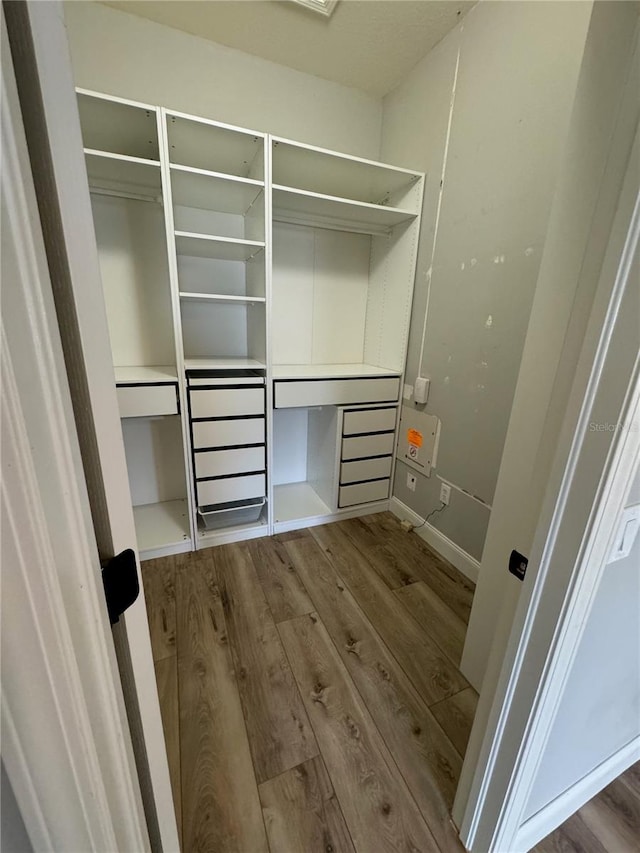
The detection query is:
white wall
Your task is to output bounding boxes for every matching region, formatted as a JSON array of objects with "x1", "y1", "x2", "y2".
[
  {"x1": 526, "y1": 462, "x2": 640, "y2": 818},
  {"x1": 63, "y1": 1, "x2": 381, "y2": 159},
  {"x1": 381, "y1": 1, "x2": 592, "y2": 562},
  {"x1": 462, "y1": 1, "x2": 639, "y2": 689}
]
